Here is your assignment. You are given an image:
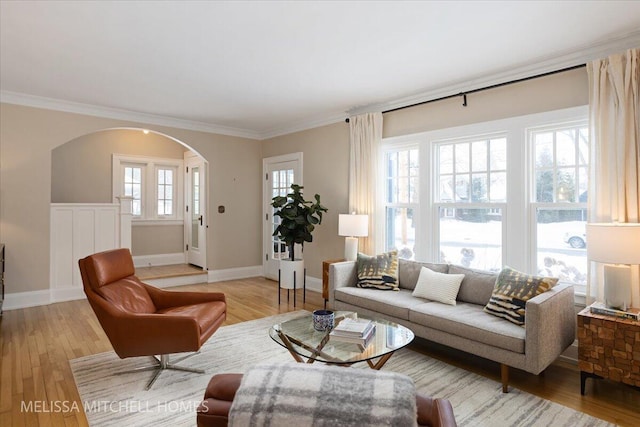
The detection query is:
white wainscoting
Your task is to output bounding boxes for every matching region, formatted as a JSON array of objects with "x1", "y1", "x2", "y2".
[{"x1": 50, "y1": 203, "x2": 121, "y2": 303}]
